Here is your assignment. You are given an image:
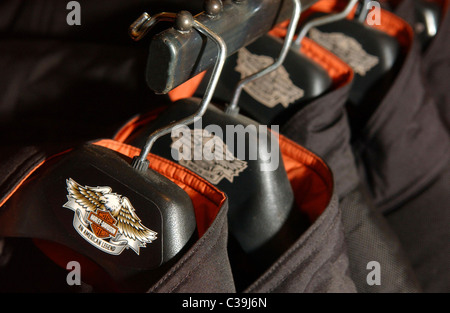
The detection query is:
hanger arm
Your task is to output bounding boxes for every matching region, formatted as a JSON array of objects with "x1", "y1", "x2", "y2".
[{"x1": 144, "y1": 0, "x2": 318, "y2": 94}]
